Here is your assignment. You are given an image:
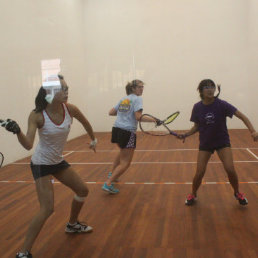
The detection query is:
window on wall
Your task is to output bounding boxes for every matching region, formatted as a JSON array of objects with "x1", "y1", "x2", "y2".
[
  {"x1": 41, "y1": 59, "x2": 61, "y2": 95},
  {"x1": 41, "y1": 59, "x2": 61, "y2": 86}
]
